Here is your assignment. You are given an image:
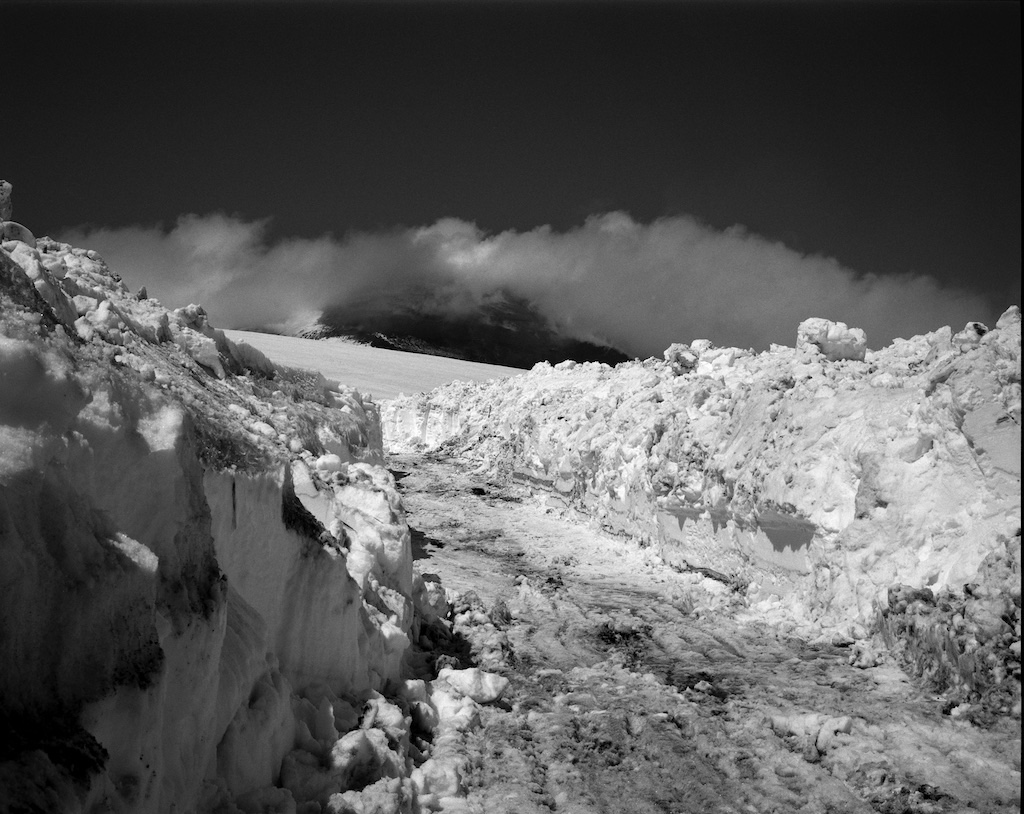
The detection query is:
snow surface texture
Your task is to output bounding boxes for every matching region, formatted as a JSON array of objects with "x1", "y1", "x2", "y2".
[
  {"x1": 0, "y1": 231, "x2": 498, "y2": 813},
  {"x1": 384, "y1": 313, "x2": 1021, "y2": 644},
  {"x1": 224, "y1": 329, "x2": 522, "y2": 402}
]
